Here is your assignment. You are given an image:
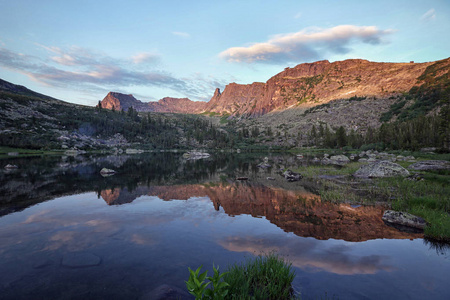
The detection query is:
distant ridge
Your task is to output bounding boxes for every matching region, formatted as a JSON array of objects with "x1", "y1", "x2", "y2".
[{"x1": 99, "y1": 92, "x2": 207, "y2": 113}]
